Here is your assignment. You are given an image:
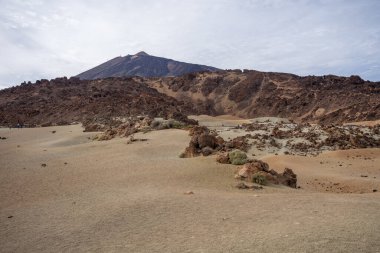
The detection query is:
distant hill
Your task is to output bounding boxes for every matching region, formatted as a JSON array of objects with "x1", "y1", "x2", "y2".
[{"x1": 76, "y1": 51, "x2": 220, "y2": 79}]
